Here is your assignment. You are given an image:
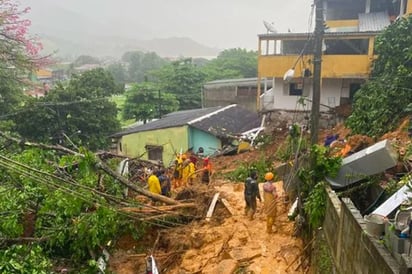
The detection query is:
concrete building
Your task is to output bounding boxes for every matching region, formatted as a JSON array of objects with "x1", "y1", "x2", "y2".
[{"x1": 257, "y1": 0, "x2": 412, "y2": 121}]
